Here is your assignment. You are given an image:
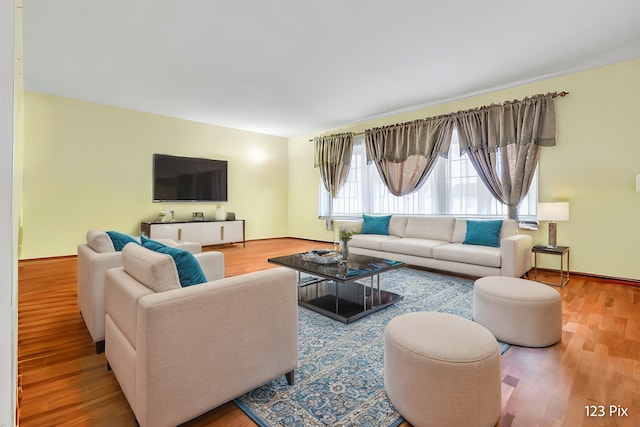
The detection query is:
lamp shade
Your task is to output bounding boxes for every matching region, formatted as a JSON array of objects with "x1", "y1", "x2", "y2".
[{"x1": 538, "y1": 202, "x2": 570, "y2": 222}]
